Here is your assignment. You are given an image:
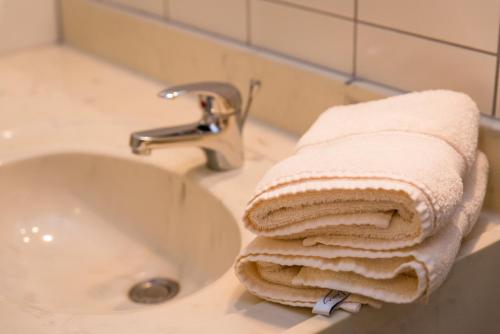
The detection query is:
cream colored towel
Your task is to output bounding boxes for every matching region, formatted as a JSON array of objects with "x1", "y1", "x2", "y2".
[
  {"x1": 235, "y1": 152, "x2": 488, "y2": 310},
  {"x1": 244, "y1": 90, "x2": 480, "y2": 249}
]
